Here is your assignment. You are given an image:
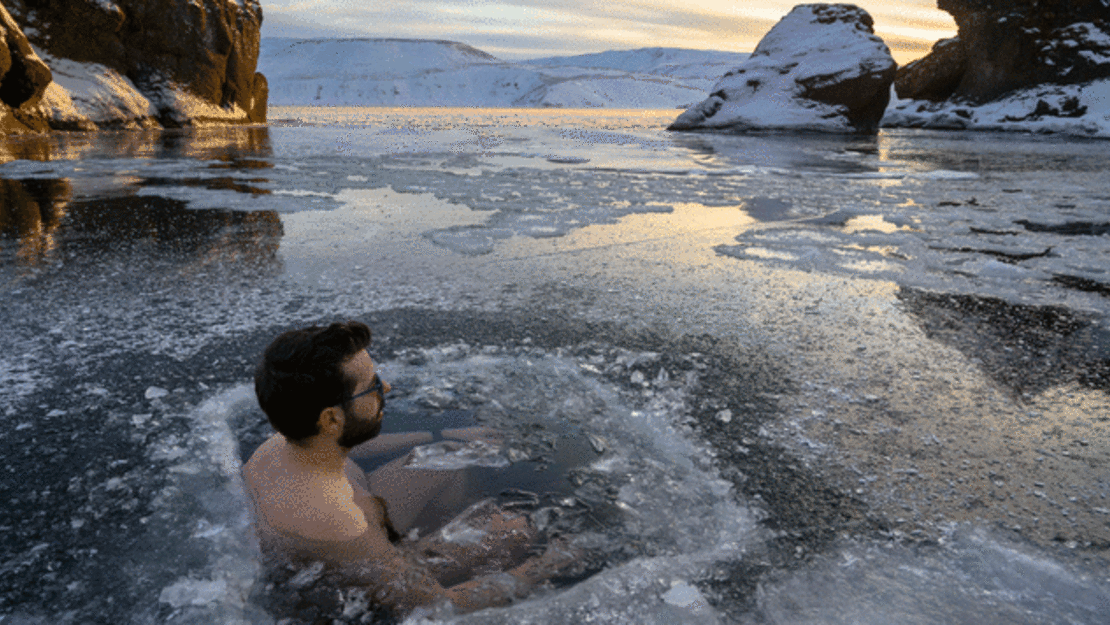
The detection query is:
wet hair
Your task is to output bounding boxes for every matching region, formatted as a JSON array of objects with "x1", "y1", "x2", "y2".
[{"x1": 255, "y1": 321, "x2": 372, "y2": 443}]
